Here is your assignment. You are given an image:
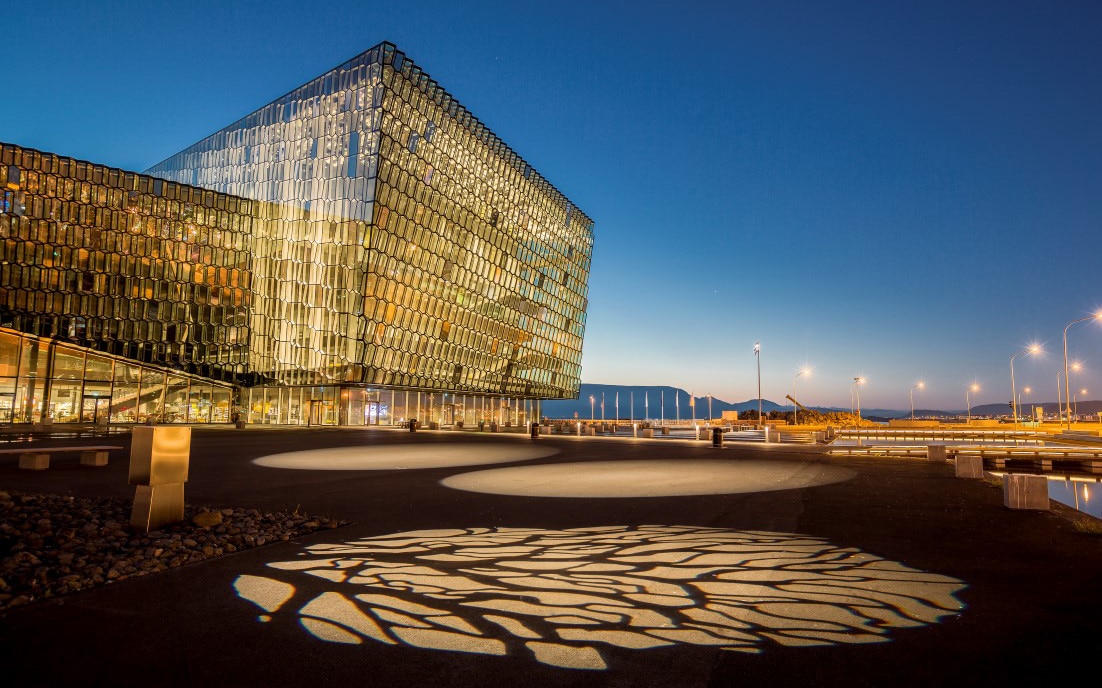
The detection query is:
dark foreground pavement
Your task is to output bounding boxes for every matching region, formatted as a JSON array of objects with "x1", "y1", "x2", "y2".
[{"x1": 1, "y1": 427, "x2": 1100, "y2": 687}]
